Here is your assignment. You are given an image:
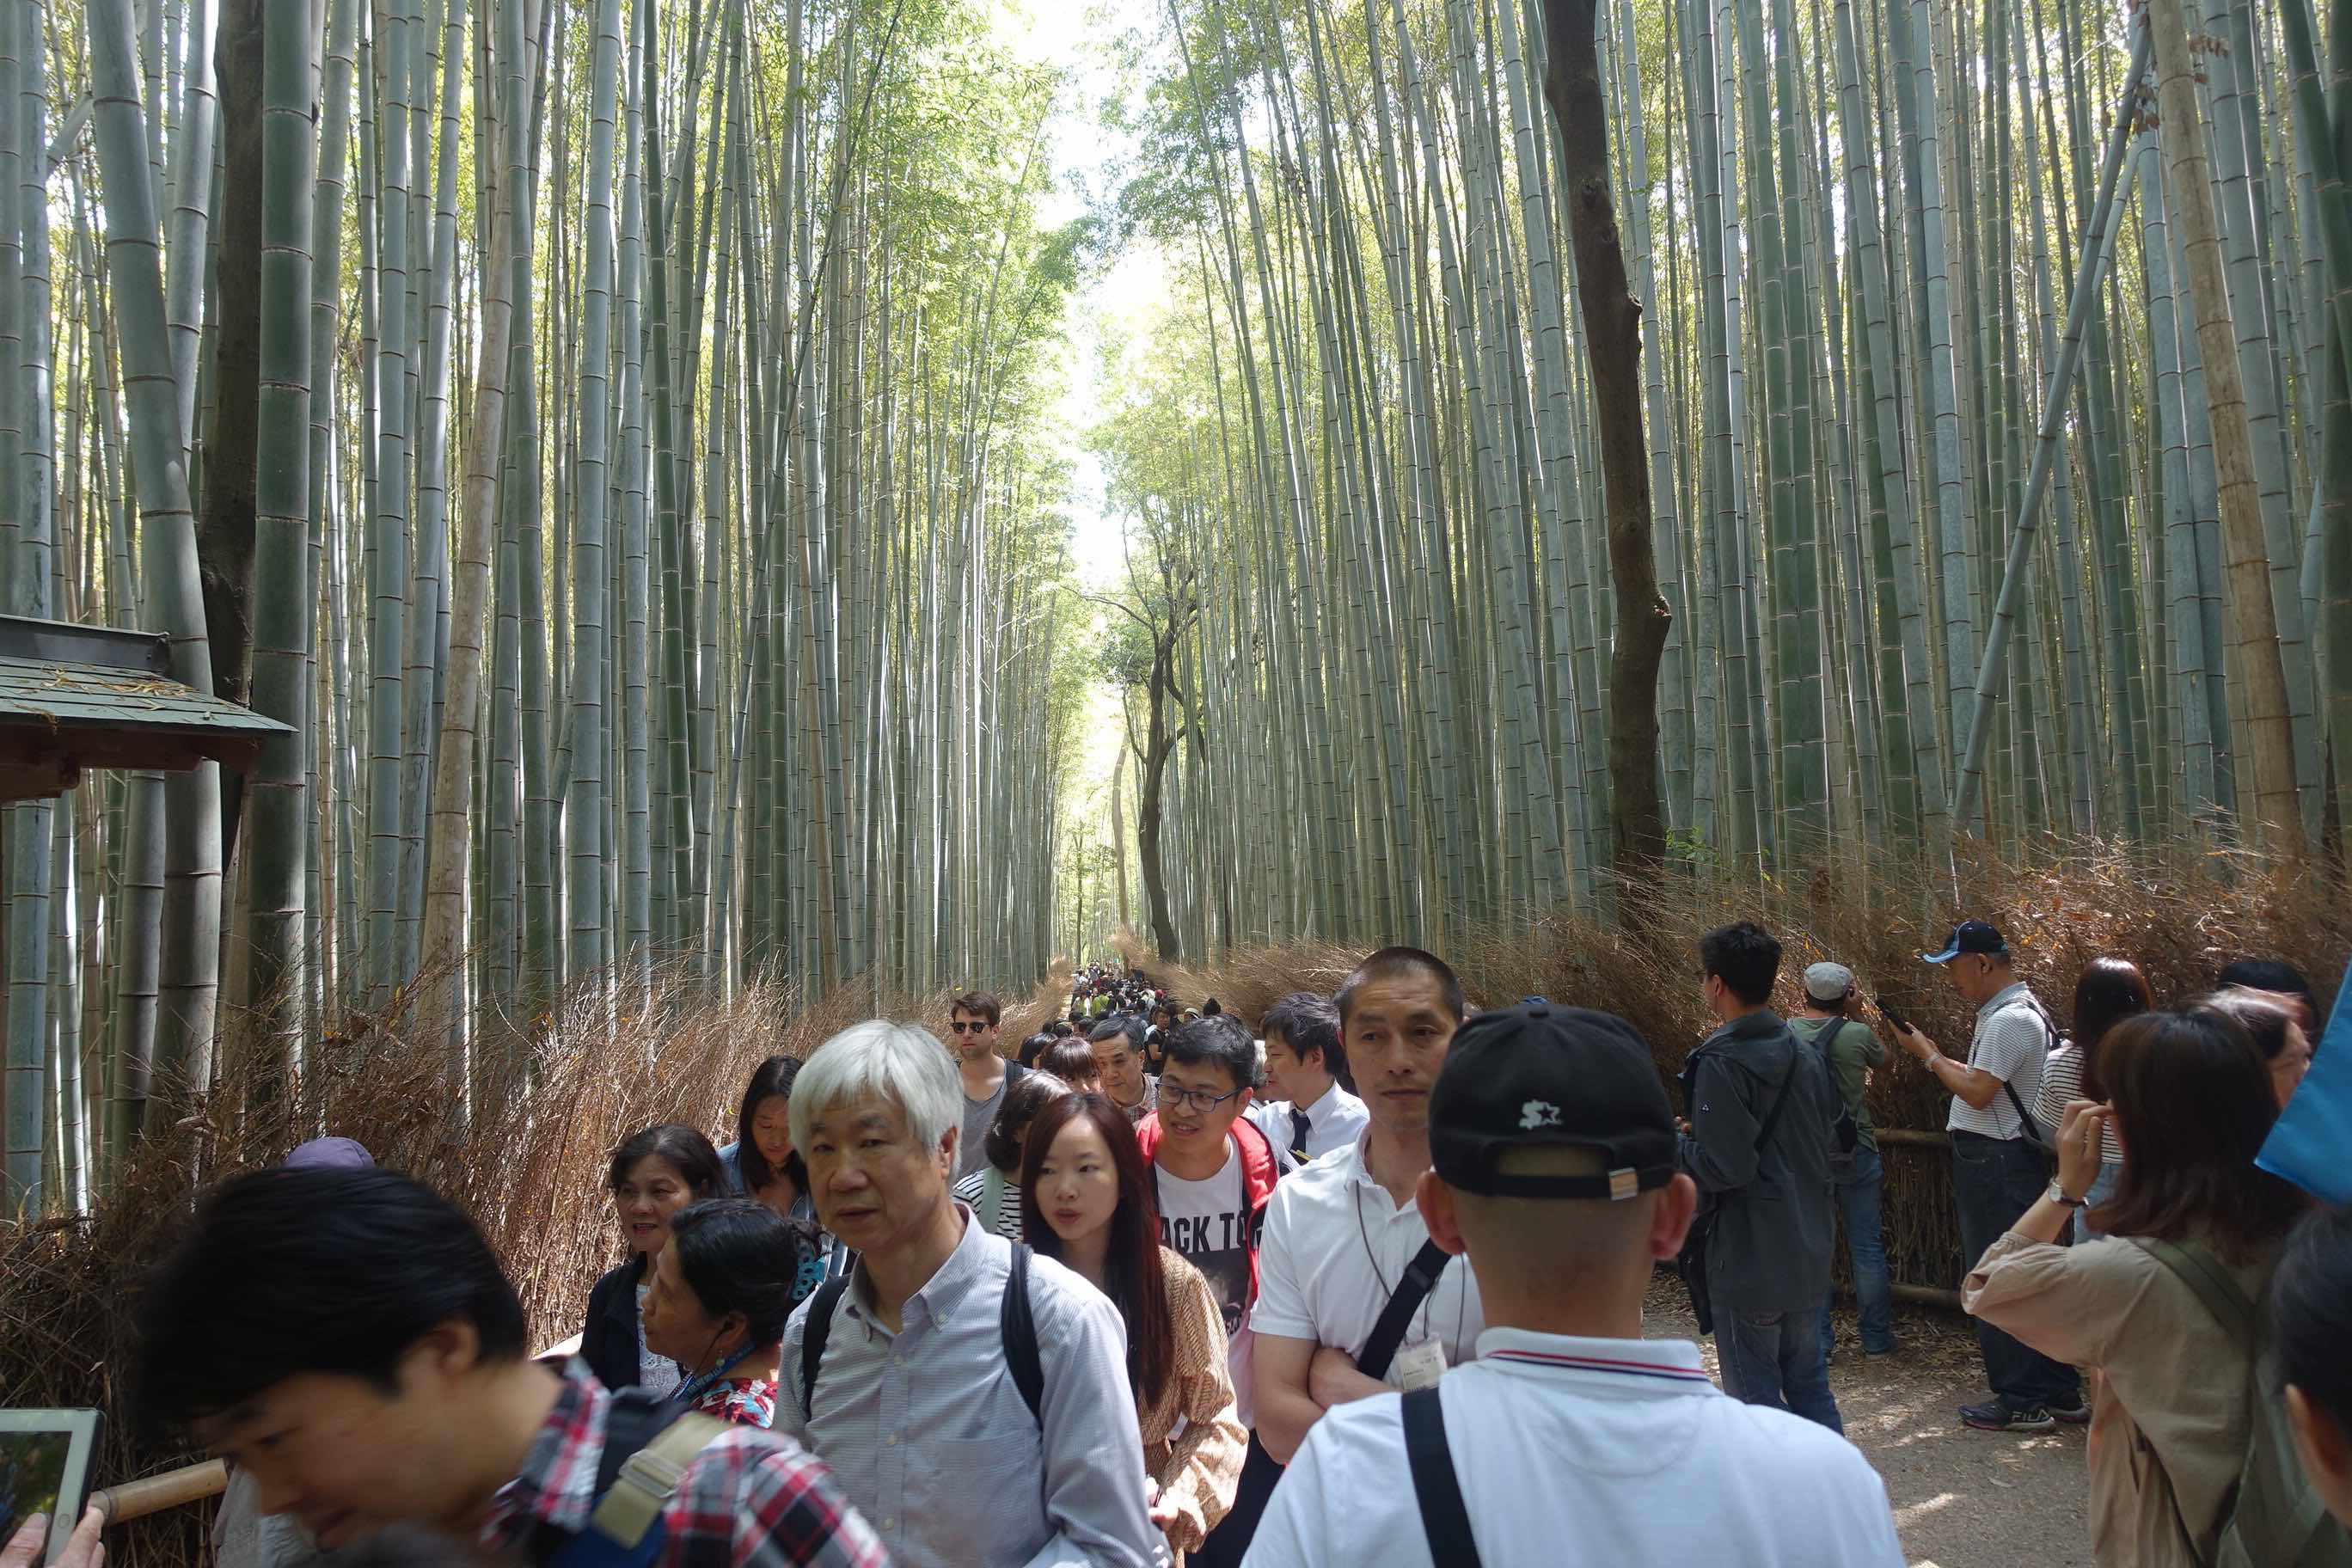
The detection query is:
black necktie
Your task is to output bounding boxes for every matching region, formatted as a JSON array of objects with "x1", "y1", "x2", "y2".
[{"x1": 1289, "y1": 1106, "x2": 1313, "y2": 1165}]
